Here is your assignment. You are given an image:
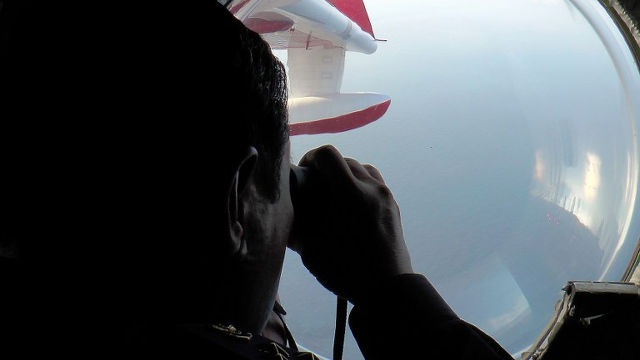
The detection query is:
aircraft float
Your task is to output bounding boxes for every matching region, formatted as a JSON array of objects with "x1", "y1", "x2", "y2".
[{"x1": 220, "y1": 0, "x2": 390, "y2": 136}]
